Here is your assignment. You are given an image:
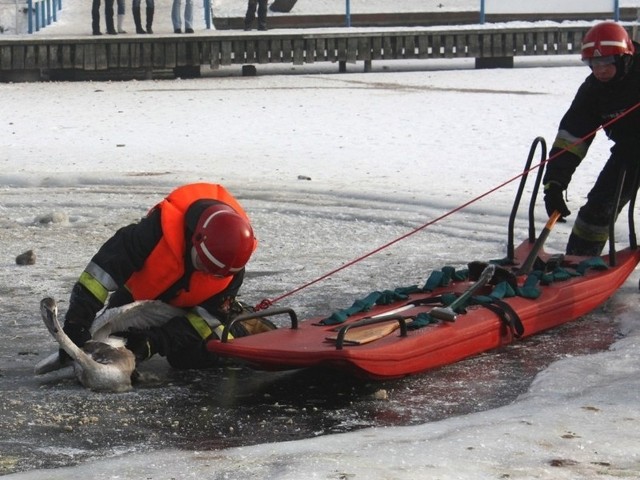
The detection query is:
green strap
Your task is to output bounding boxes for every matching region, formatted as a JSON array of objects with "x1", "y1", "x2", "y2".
[
  {"x1": 488, "y1": 280, "x2": 517, "y2": 299},
  {"x1": 376, "y1": 285, "x2": 421, "y2": 305},
  {"x1": 407, "y1": 312, "x2": 439, "y2": 329},
  {"x1": 423, "y1": 267, "x2": 468, "y2": 291},
  {"x1": 320, "y1": 256, "x2": 609, "y2": 327},
  {"x1": 576, "y1": 257, "x2": 608, "y2": 275},
  {"x1": 423, "y1": 270, "x2": 445, "y2": 291},
  {"x1": 320, "y1": 291, "x2": 382, "y2": 325},
  {"x1": 517, "y1": 272, "x2": 542, "y2": 299},
  {"x1": 320, "y1": 285, "x2": 425, "y2": 325},
  {"x1": 539, "y1": 267, "x2": 578, "y2": 284}
]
